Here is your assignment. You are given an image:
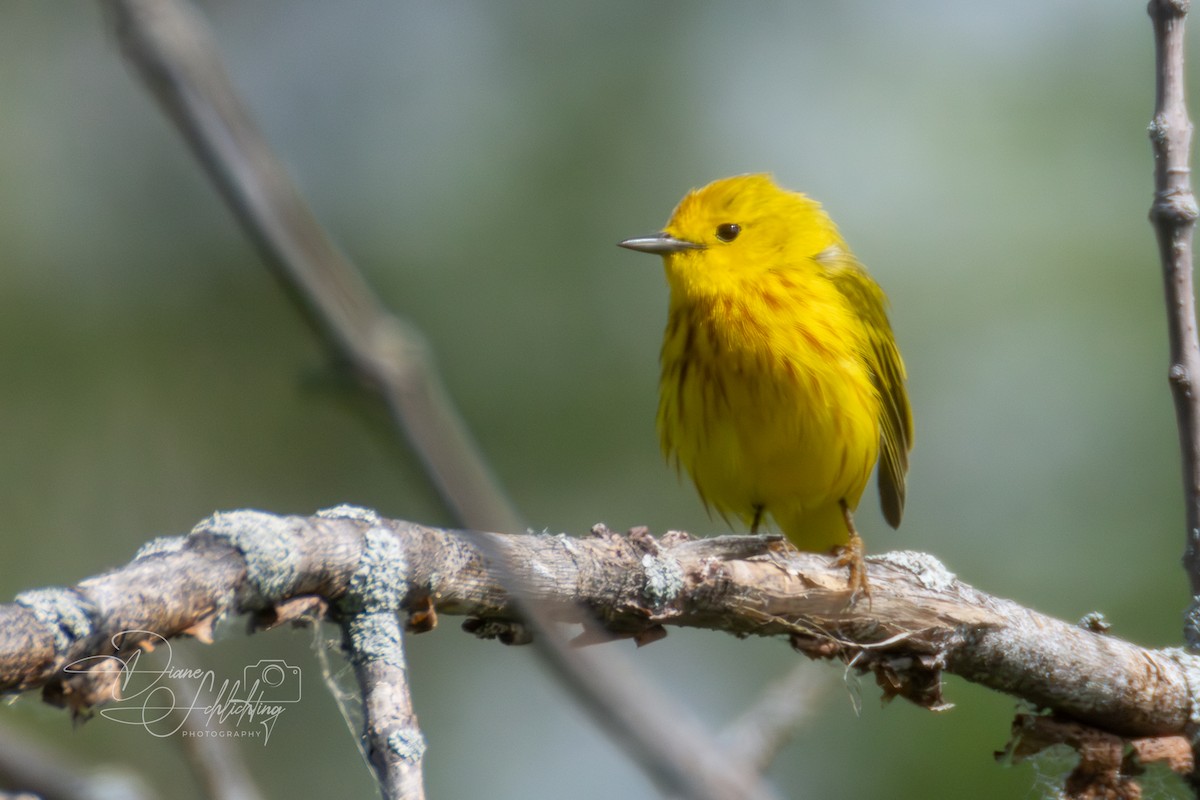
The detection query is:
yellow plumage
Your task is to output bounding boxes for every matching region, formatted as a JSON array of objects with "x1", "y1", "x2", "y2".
[{"x1": 619, "y1": 174, "x2": 912, "y2": 578}]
